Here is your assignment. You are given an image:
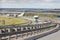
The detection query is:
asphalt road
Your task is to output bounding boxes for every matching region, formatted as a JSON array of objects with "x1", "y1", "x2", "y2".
[{"x1": 37, "y1": 28, "x2": 60, "y2": 40}]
